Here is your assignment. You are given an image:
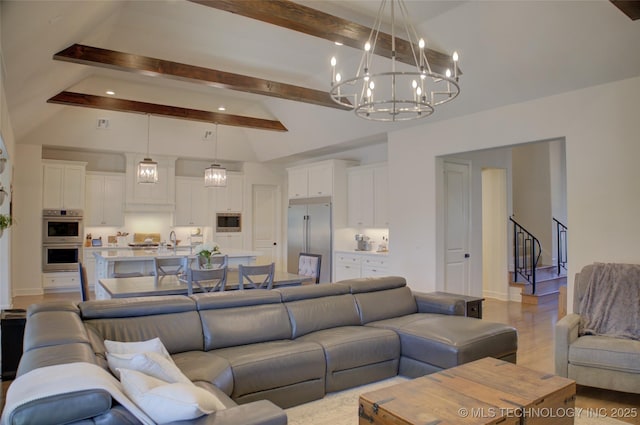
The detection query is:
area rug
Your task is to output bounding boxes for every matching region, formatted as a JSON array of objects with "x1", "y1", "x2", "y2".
[{"x1": 285, "y1": 377, "x2": 629, "y2": 425}]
